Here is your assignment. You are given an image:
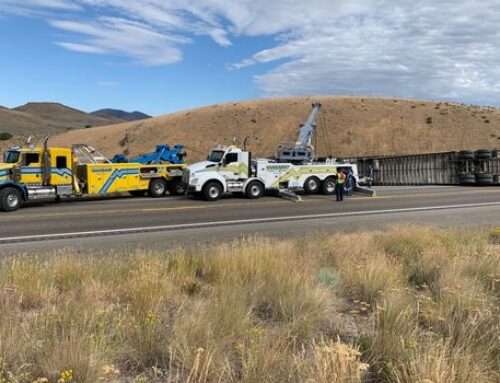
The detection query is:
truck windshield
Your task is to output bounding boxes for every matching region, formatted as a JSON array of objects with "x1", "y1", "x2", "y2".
[
  {"x1": 208, "y1": 150, "x2": 225, "y2": 163},
  {"x1": 3, "y1": 151, "x2": 20, "y2": 164}
]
